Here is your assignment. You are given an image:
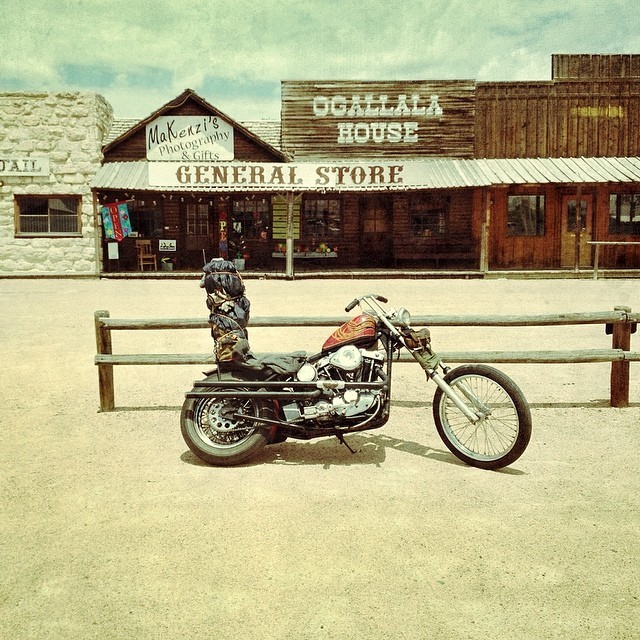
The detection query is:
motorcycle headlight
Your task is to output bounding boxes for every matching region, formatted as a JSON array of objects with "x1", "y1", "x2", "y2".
[{"x1": 395, "y1": 307, "x2": 411, "y2": 326}]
